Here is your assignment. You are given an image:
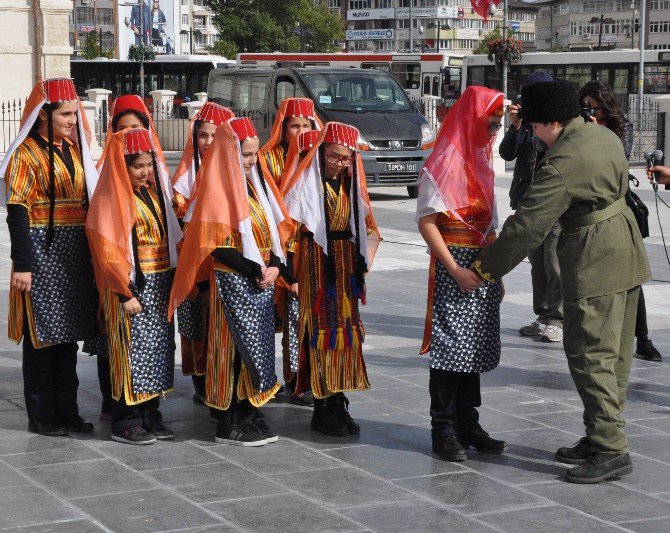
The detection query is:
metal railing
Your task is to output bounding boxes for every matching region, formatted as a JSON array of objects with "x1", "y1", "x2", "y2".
[{"x1": 0, "y1": 98, "x2": 25, "y2": 153}]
